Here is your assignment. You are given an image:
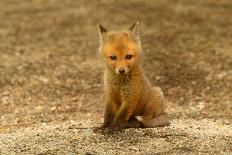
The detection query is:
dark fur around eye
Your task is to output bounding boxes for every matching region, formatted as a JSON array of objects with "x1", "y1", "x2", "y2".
[
  {"x1": 109, "y1": 55, "x2": 117, "y2": 60},
  {"x1": 126, "y1": 55, "x2": 133, "y2": 60}
]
